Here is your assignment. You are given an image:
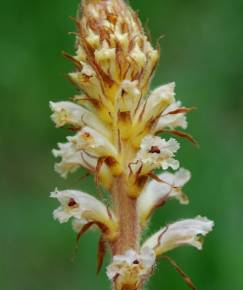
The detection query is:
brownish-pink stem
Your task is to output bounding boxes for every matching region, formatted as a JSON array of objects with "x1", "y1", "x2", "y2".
[{"x1": 110, "y1": 173, "x2": 140, "y2": 255}]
